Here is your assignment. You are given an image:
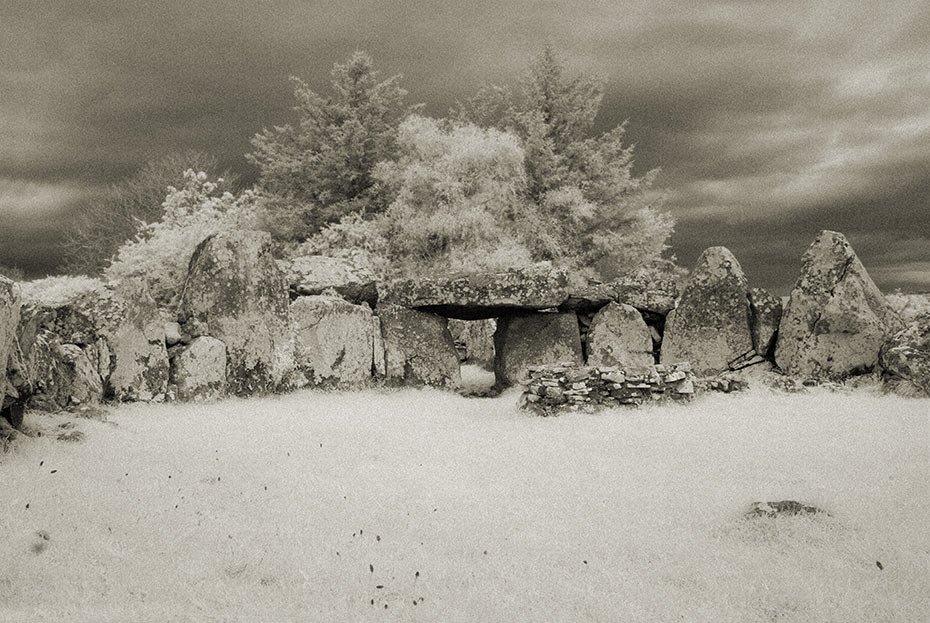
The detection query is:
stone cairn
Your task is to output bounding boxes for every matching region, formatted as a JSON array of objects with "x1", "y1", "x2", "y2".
[{"x1": 519, "y1": 361, "x2": 696, "y2": 414}]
